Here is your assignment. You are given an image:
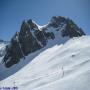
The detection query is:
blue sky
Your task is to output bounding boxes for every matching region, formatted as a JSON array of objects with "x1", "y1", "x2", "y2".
[{"x1": 0, "y1": 0, "x2": 90, "y2": 40}]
